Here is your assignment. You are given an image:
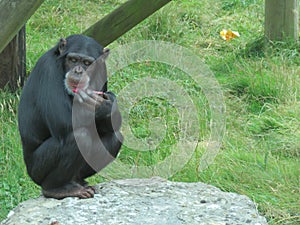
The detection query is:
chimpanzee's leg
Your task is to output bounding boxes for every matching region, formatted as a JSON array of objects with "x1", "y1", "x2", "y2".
[
  {"x1": 28, "y1": 130, "x2": 95, "y2": 199},
  {"x1": 76, "y1": 131, "x2": 123, "y2": 183}
]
